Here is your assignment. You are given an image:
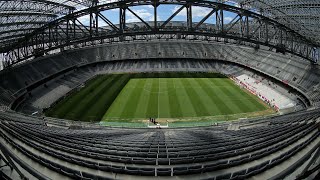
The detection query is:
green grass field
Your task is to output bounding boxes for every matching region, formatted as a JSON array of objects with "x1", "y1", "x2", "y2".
[{"x1": 45, "y1": 72, "x2": 273, "y2": 123}]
